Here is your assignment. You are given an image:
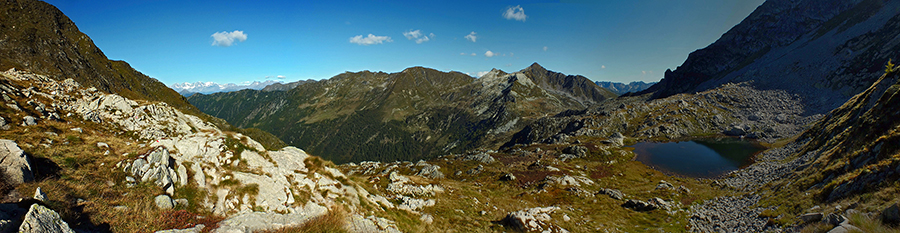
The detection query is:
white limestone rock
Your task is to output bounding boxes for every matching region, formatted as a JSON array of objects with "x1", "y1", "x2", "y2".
[
  {"x1": 19, "y1": 204, "x2": 75, "y2": 233},
  {"x1": 0, "y1": 139, "x2": 33, "y2": 186}
]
